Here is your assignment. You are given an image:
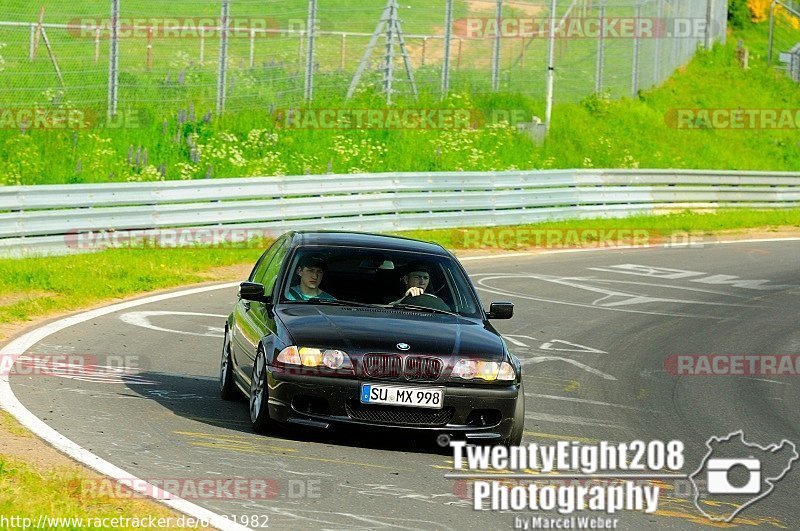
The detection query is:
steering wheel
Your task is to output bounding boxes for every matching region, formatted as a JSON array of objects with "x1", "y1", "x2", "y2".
[
  {"x1": 400, "y1": 292, "x2": 451, "y2": 312},
  {"x1": 402, "y1": 292, "x2": 440, "y2": 301}
]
